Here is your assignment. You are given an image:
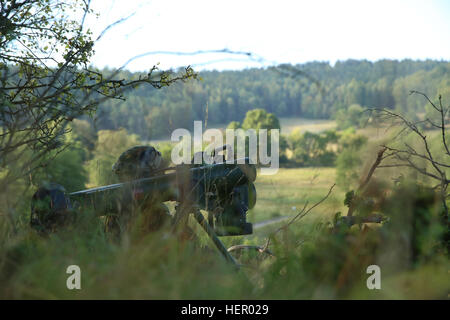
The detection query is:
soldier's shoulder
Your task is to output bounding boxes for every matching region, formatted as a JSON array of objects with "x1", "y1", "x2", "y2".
[{"x1": 118, "y1": 145, "x2": 150, "y2": 160}]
